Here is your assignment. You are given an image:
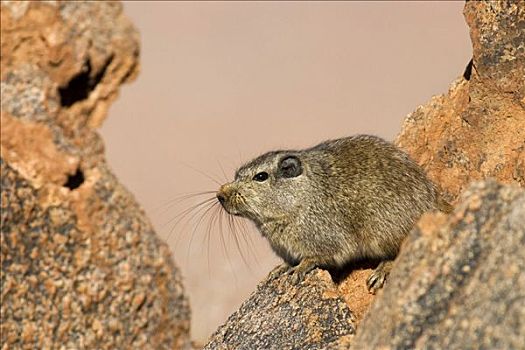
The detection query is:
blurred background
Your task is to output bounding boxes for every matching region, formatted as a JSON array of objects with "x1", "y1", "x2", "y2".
[{"x1": 101, "y1": 2, "x2": 471, "y2": 343}]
